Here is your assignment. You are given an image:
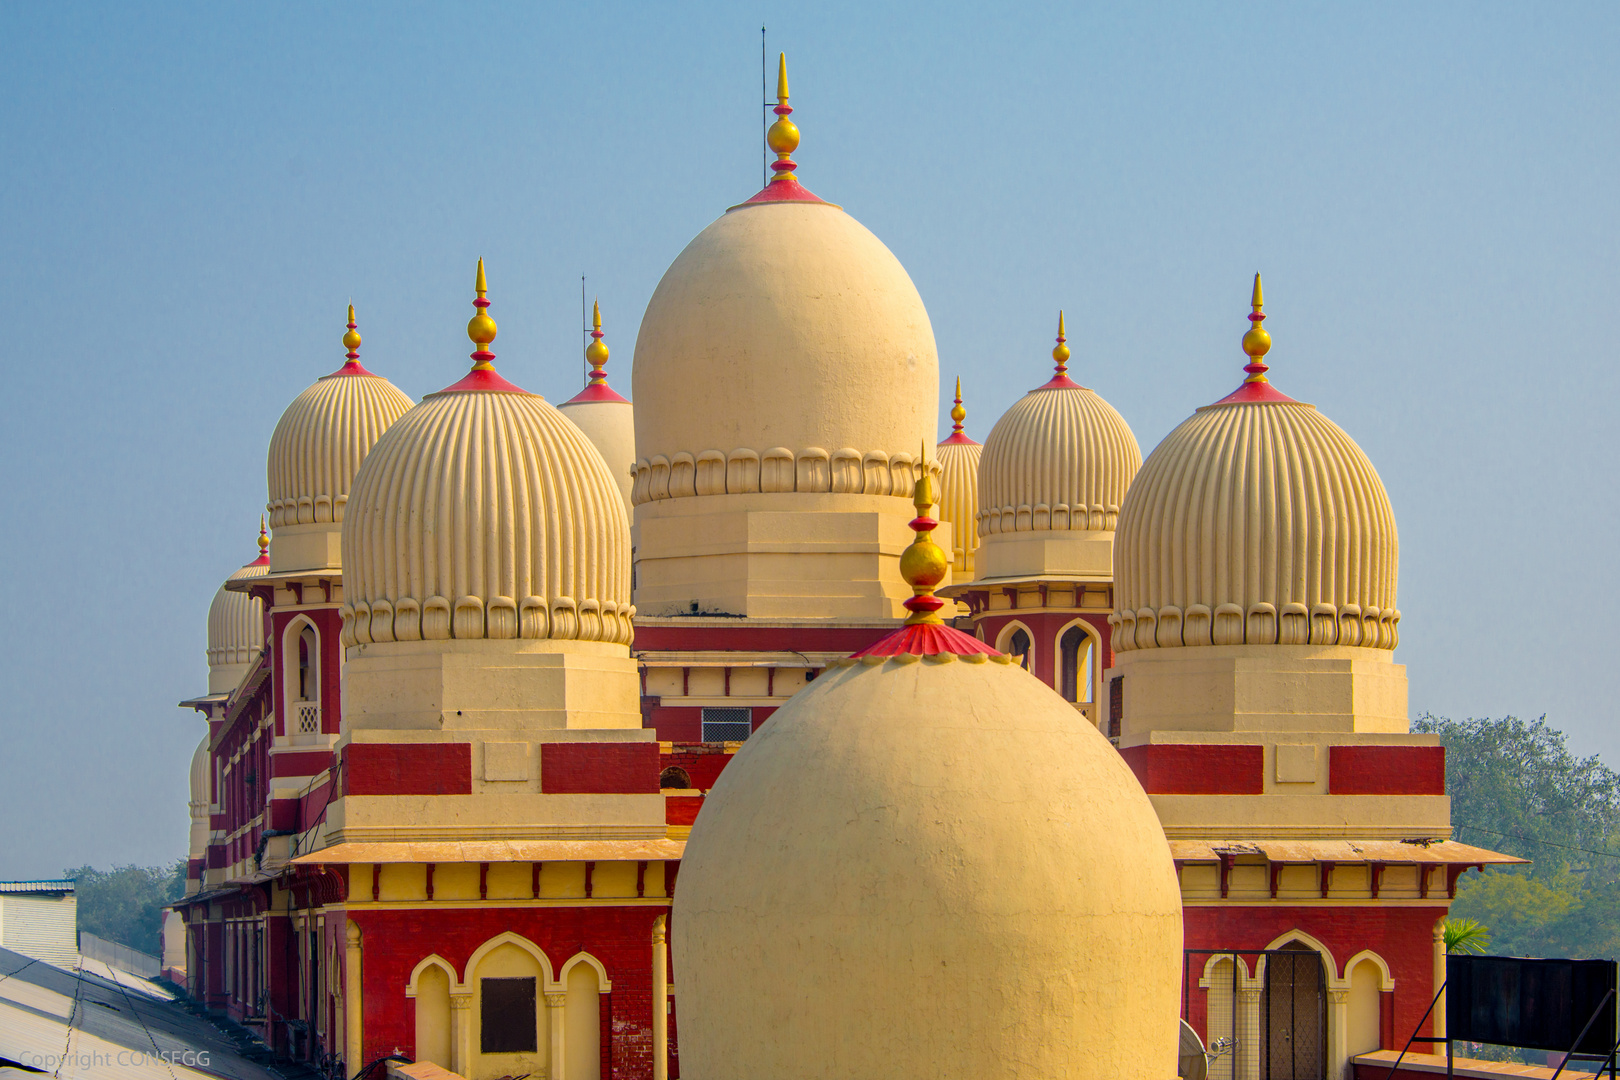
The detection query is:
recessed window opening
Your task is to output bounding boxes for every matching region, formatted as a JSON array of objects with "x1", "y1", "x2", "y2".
[
  {"x1": 480, "y1": 976, "x2": 537, "y2": 1054},
  {"x1": 1009, "y1": 629, "x2": 1032, "y2": 671},
  {"x1": 1060, "y1": 627, "x2": 1093, "y2": 704},
  {"x1": 701, "y1": 707, "x2": 752, "y2": 742}
]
